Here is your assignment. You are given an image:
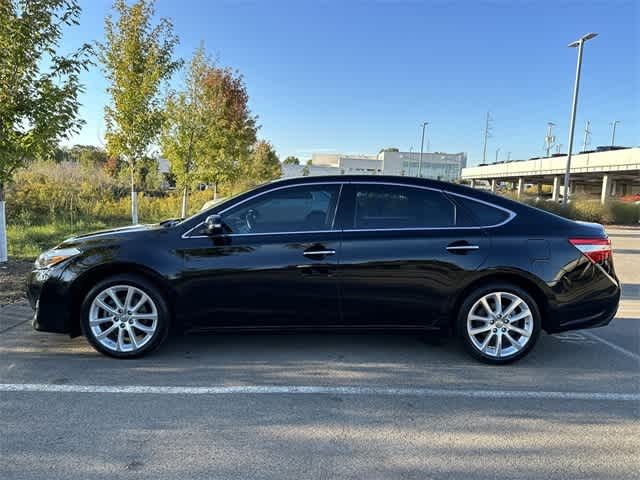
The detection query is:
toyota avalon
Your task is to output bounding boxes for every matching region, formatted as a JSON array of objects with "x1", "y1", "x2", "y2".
[{"x1": 27, "y1": 176, "x2": 620, "y2": 364}]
